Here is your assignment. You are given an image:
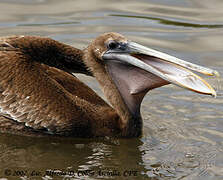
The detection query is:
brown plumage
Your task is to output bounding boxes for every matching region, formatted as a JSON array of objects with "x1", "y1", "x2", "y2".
[
  {"x1": 0, "y1": 35, "x2": 119, "y2": 137},
  {"x1": 0, "y1": 33, "x2": 217, "y2": 137}
]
